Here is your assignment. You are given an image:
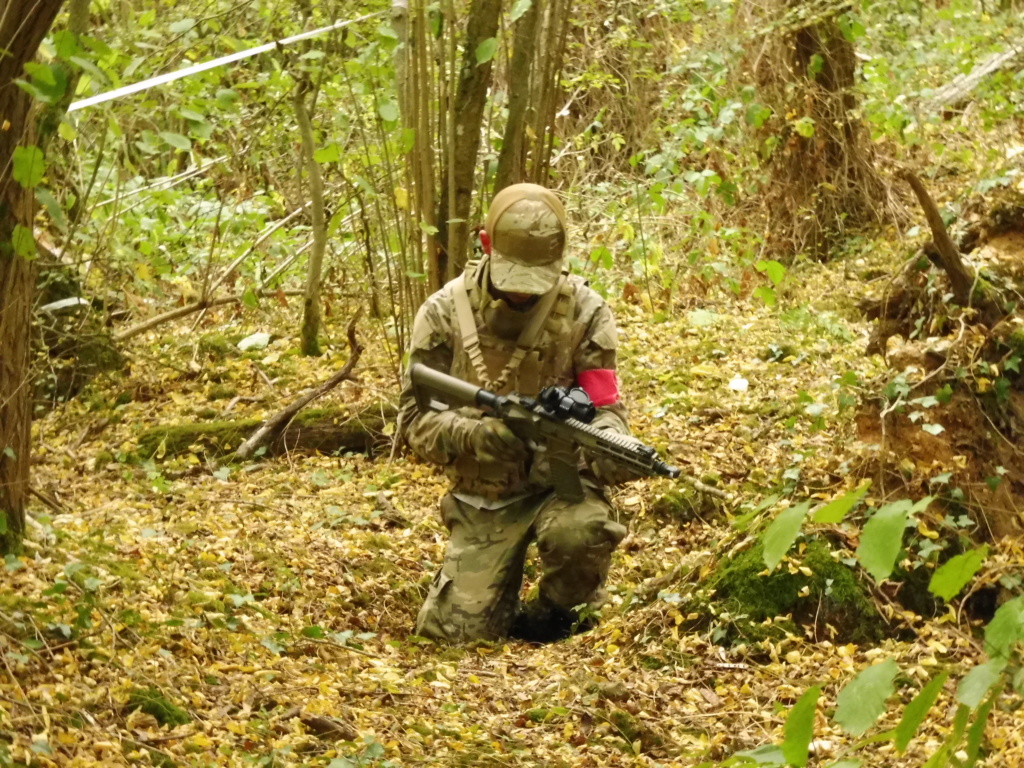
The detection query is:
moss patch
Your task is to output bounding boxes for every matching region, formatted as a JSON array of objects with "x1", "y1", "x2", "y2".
[
  {"x1": 127, "y1": 687, "x2": 191, "y2": 726},
  {"x1": 651, "y1": 487, "x2": 722, "y2": 524},
  {"x1": 206, "y1": 384, "x2": 238, "y2": 401},
  {"x1": 696, "y1": 539, "x2": 883, "y2": 645},
  {"x1": 137, "y1": 419, "x2": 261, "y2": 458},
  {"x1": 197, "y1": 333, "x2": 241, "y2": 357},
  {"x1": 1006, "y1": 327, "x2": 1024, "y2": 358}
]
